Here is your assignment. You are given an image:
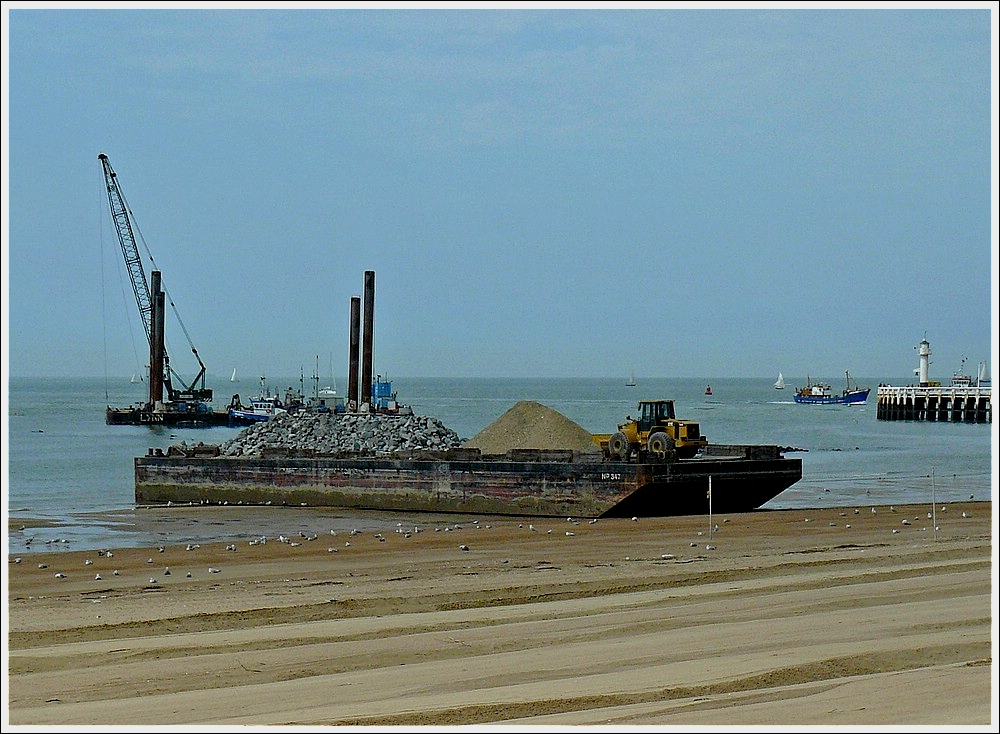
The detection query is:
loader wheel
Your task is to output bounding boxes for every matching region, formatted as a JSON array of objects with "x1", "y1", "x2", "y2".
[
  {"x1": 647, "y1": 432, "x2": 677, "y2": 462},
  {"x1": 608, "y1": 432, "x2": 631, "y2": 461}
]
